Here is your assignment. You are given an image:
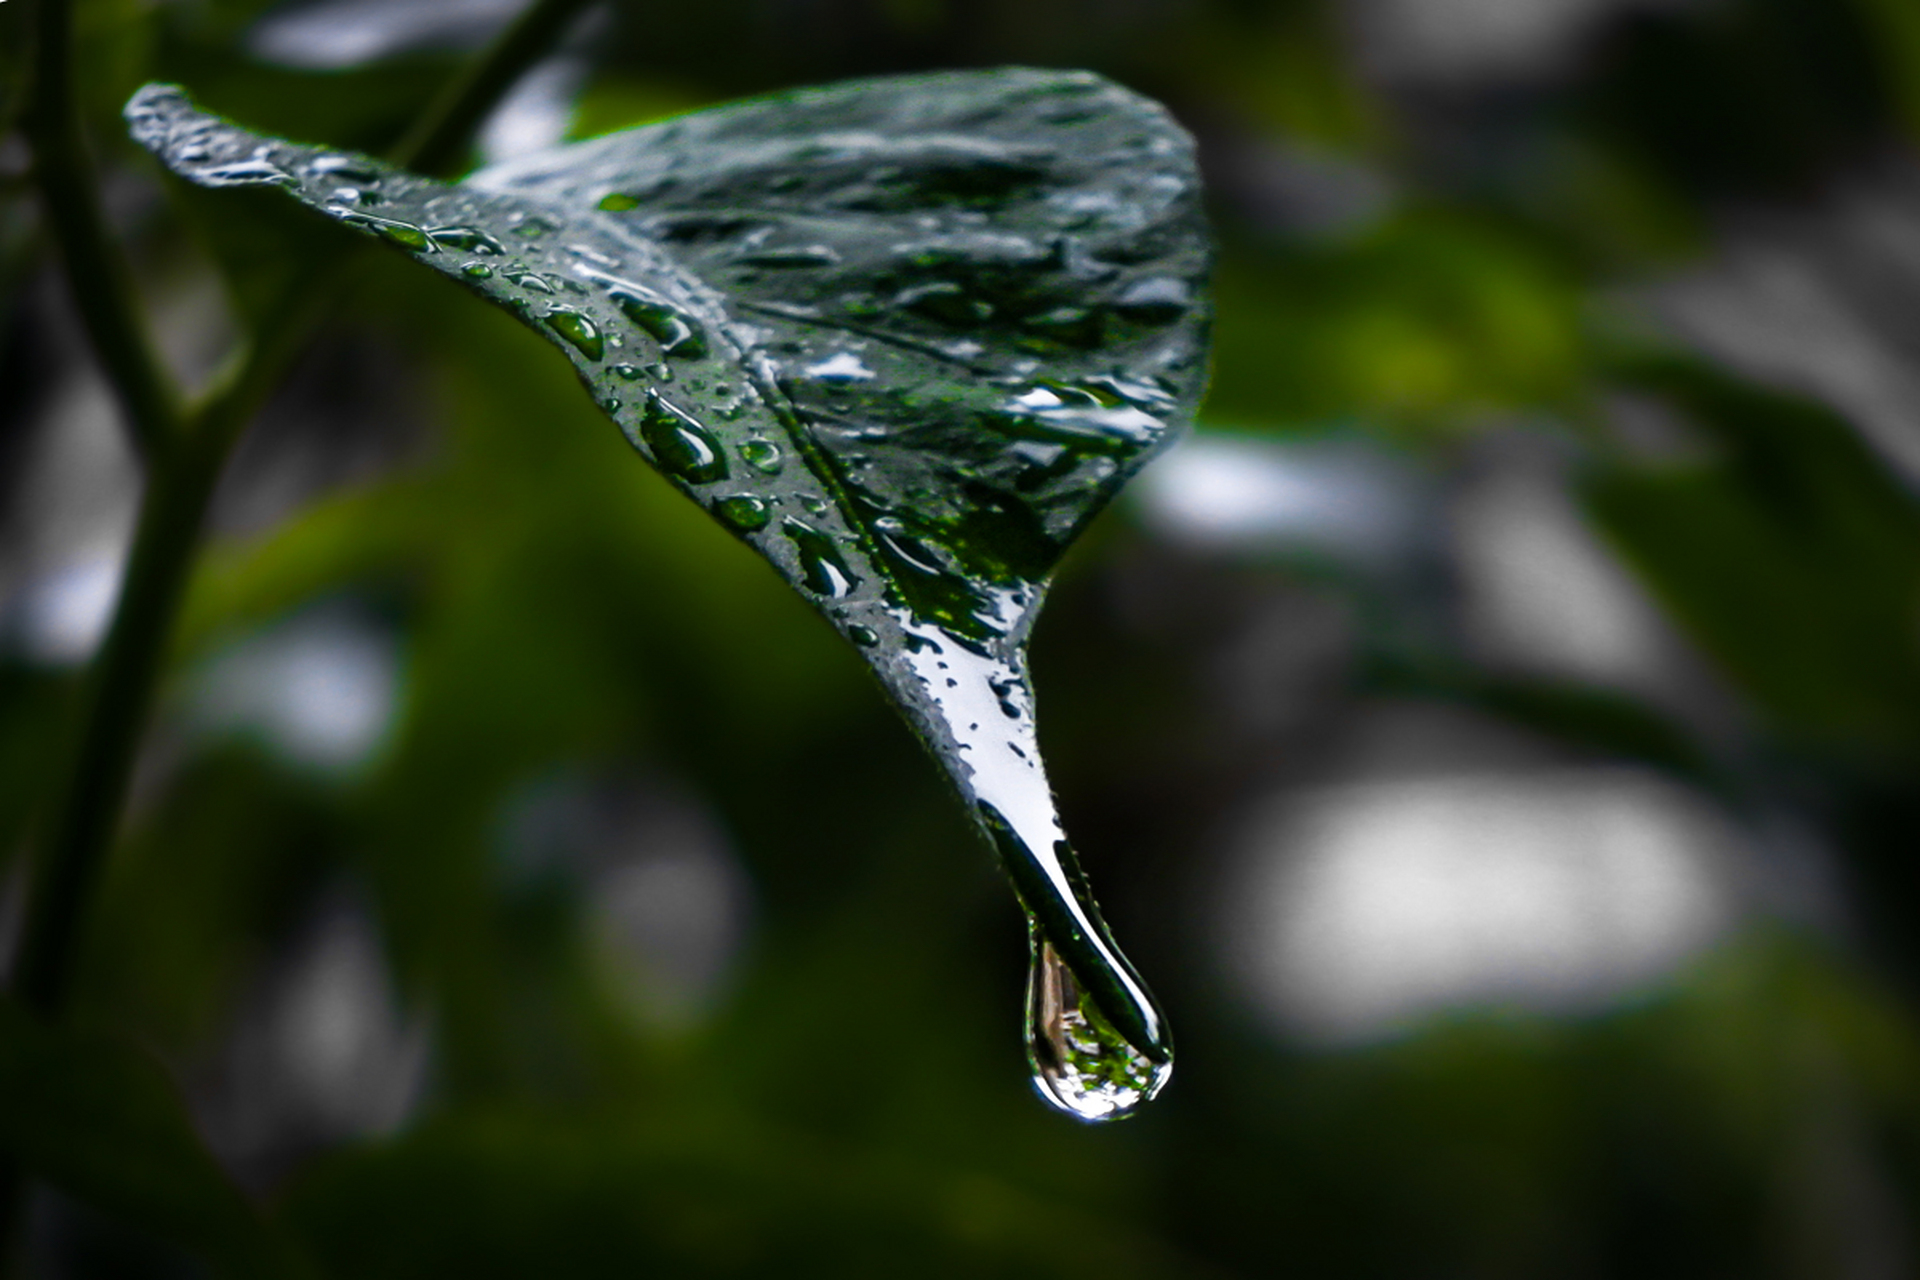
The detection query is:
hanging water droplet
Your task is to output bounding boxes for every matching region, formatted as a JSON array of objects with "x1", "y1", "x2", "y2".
[
  {"x1": 640, "y1": 393, "x2": 728, "y2": 483},
  {"x1": 714, "y1": 495, "x2": 771, "y2": 533},
  {"x1": 782, "y1": 520, "x2": 859, "y2": 598},
  {"x1": 545, "y1": 308, "x2": 604, "y2": 361},
  {"x1": 1026, "y1": 932, "x2": 1171, "y2": 1122},
  {"x1": 739, "y1": 440, "x2": 783, "y2": 474}
]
